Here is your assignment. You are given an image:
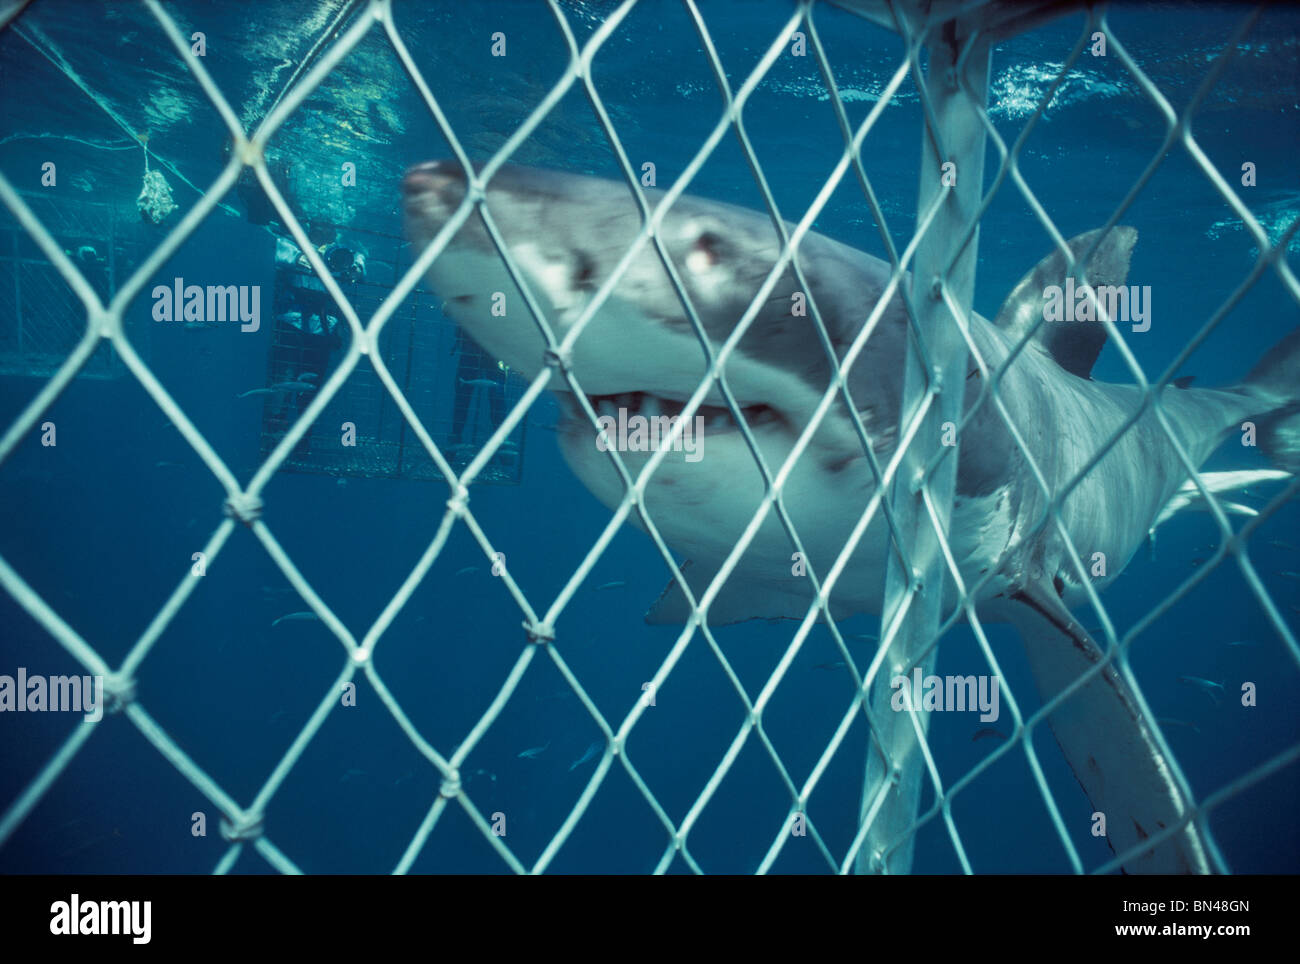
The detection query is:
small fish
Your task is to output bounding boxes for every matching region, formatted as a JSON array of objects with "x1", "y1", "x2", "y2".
[
  {"x1": 459, "y1": 377, "x2": 499, "y2": 389},
  {"x1": 813, "y1": 660, "x2": 847, "y2": 671},
  {"x1": 1157, "y1": 717, "x2": 1201, "y2": 735},
  {"x1": 153, "y1": 460, "x2": 183, "y2": 469},
  {"x1": 1176, "y1": 675, "x2": 1225, "y2": 704},
  {"x1": 1279, "y1": 571, "x2": 1300, "y2": 582},
  {"x1": 393, "y1": 770, "x2": 415, "y2": 788},
  {"x1": 57, "y1": 827, "x2": 124, "y2": 860},
  {"x1": 1189, "y1": 557, "x2": 1207, "y2": 567},
  {"x1": 972, "y1": 727, "x2": 1007, "y2": 743},
  {"x1": 595, "y1": 580, "x2": 626, "y2": 591},
  {"x1": 272, "y1": 611, "x2": 319, "y2": 627},
  {"x1": 470, "y1": 768, "x2": 497, "y2": 783},
  {"x1": 339, "y1": 768, "x2": 366, "y2": 783},
  {"x1": 851, "y1": 633, "x2": 878, "y2": 642},
  {"x1": 237, "y1": 388, "x2": 276, "y2": 398},
  {"x1": 1226, "y1": 640, "x2": 1256, "y2": 648},
  {"x1": 271, "y1": 380, "x2": 319, "y2": 393},
  {"x1": 568, "y1": 740, "x2": 602, "y2": 772},
  {"x1": 1269, "y1": 539, "x2": 1298, "y2": 551},
  {"x1": 517, "y1": 741, "x2": 551, "y2": 759},
  {"x1": 455, "y1": 565, "x2": 479, "y2": 576},
  {"x1": 269, "y1": 709, "x2": 288, "y2": 725}
]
